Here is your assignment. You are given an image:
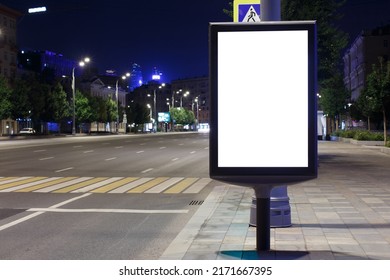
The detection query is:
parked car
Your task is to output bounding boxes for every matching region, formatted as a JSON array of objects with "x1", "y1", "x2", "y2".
[{"x1": 19, "y1": 128, "x2": 36, "y2": 134}]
